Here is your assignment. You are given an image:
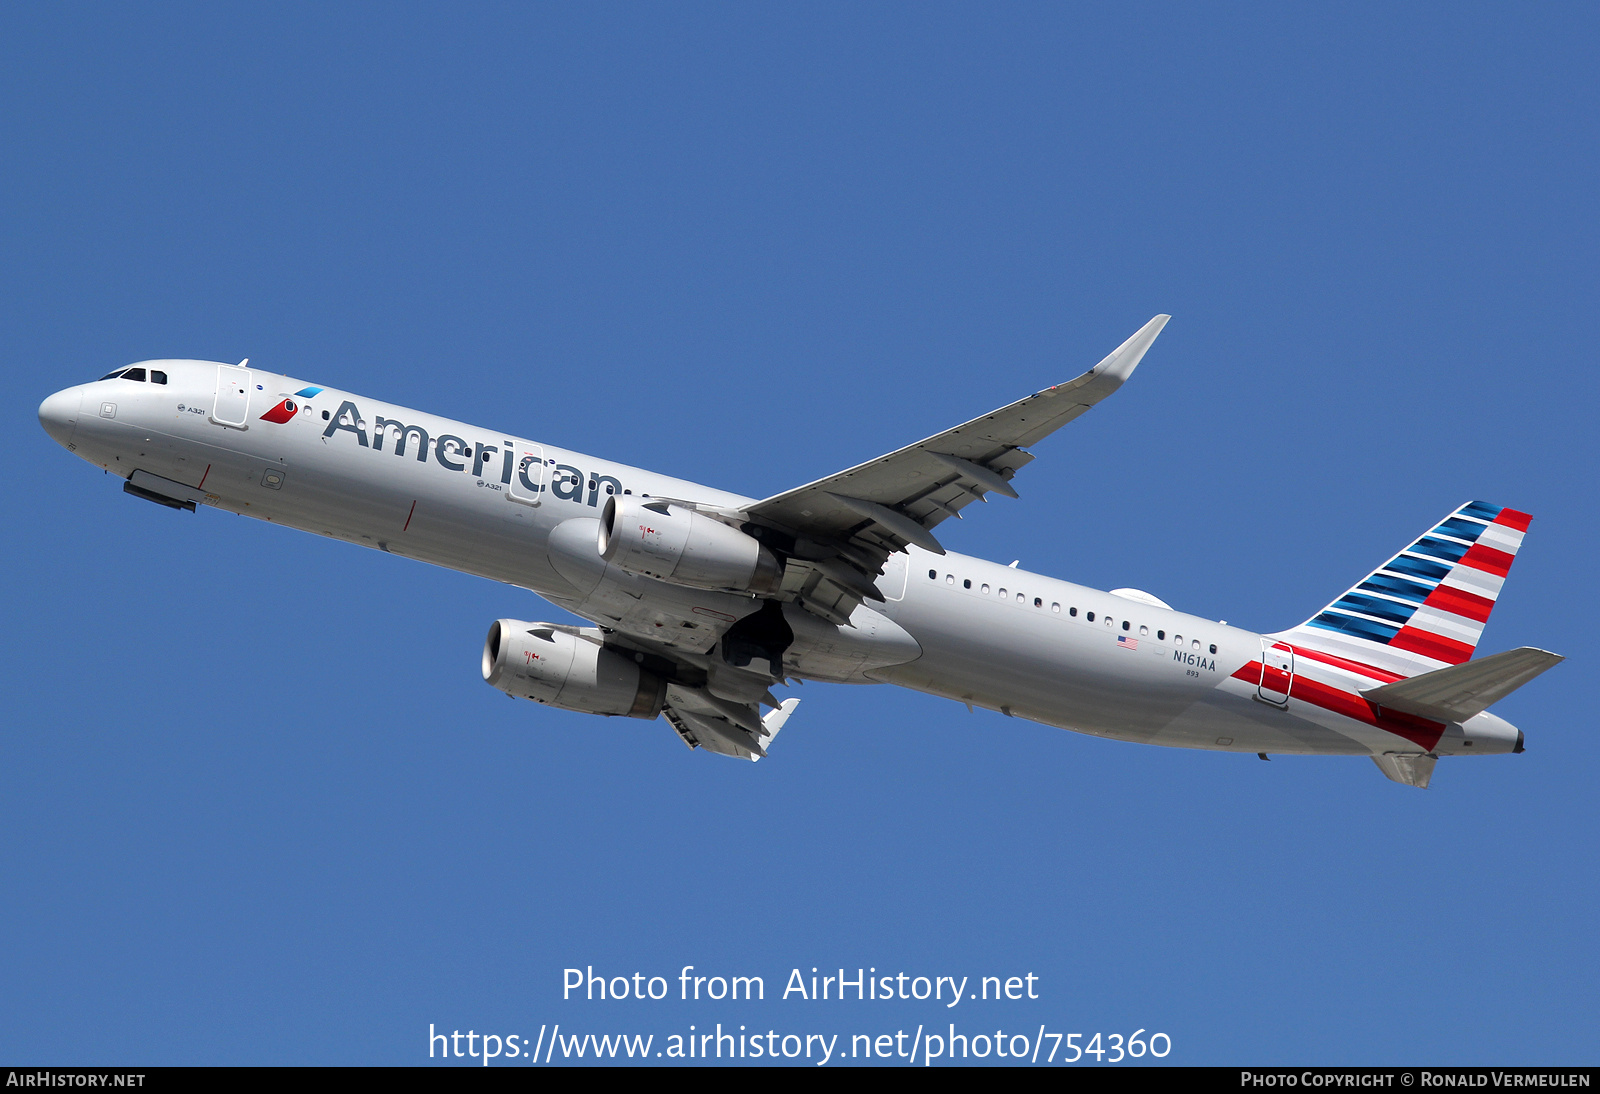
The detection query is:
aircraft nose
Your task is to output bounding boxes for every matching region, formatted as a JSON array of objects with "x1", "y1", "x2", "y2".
[{"x1": 39, "y1": 387, "x2": 82, "y2": 448}]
